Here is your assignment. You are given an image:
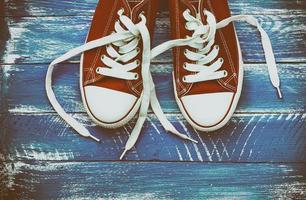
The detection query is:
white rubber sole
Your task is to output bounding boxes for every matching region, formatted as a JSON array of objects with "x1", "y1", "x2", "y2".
[{"x1": 174, "y1": 30, "x2": 243, "y2": 132}]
